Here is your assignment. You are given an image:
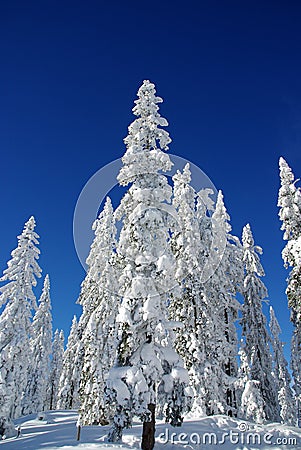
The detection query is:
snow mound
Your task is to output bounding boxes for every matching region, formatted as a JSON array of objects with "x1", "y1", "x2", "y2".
[{"x1": 0, "y1": 410, "x2": 301, "y2": 449}]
